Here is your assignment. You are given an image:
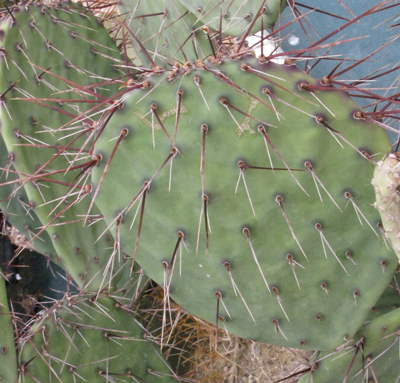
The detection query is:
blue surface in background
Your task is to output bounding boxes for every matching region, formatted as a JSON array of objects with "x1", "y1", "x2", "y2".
[{"x1": 279, "y1": 1, "x2": 400, "y2": 143}]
